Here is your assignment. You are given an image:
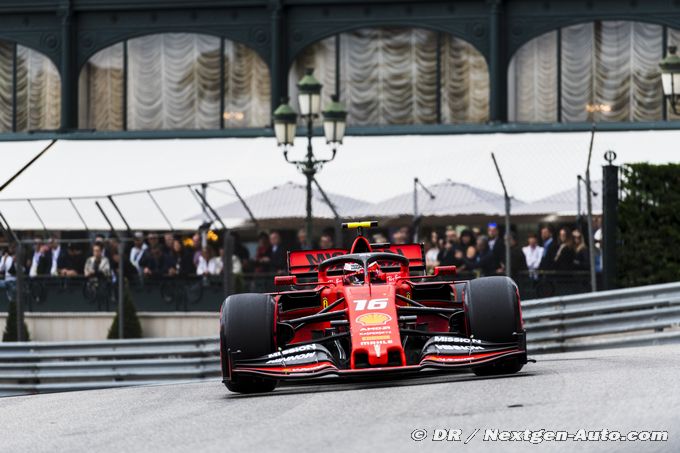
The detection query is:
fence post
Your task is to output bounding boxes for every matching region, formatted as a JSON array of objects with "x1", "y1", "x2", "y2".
[
  {"x1": 223, "y1": 233, "x2": 234, "y2": 298},
  {"x1": 15, "y1": 240, "x2": 25, "y2": 341},
  {"x1": 602, "y1": 152, "x2": 619, "y2": 290}
]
